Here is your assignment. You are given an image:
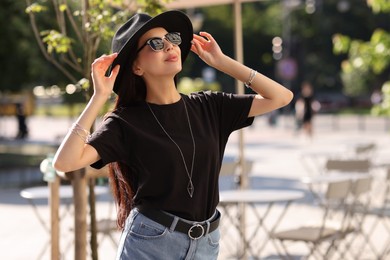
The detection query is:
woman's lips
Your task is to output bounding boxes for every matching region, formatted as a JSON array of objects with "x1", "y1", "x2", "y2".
[{"x1": 165, "y1": 55, "x2": 178, "y2": 62}]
